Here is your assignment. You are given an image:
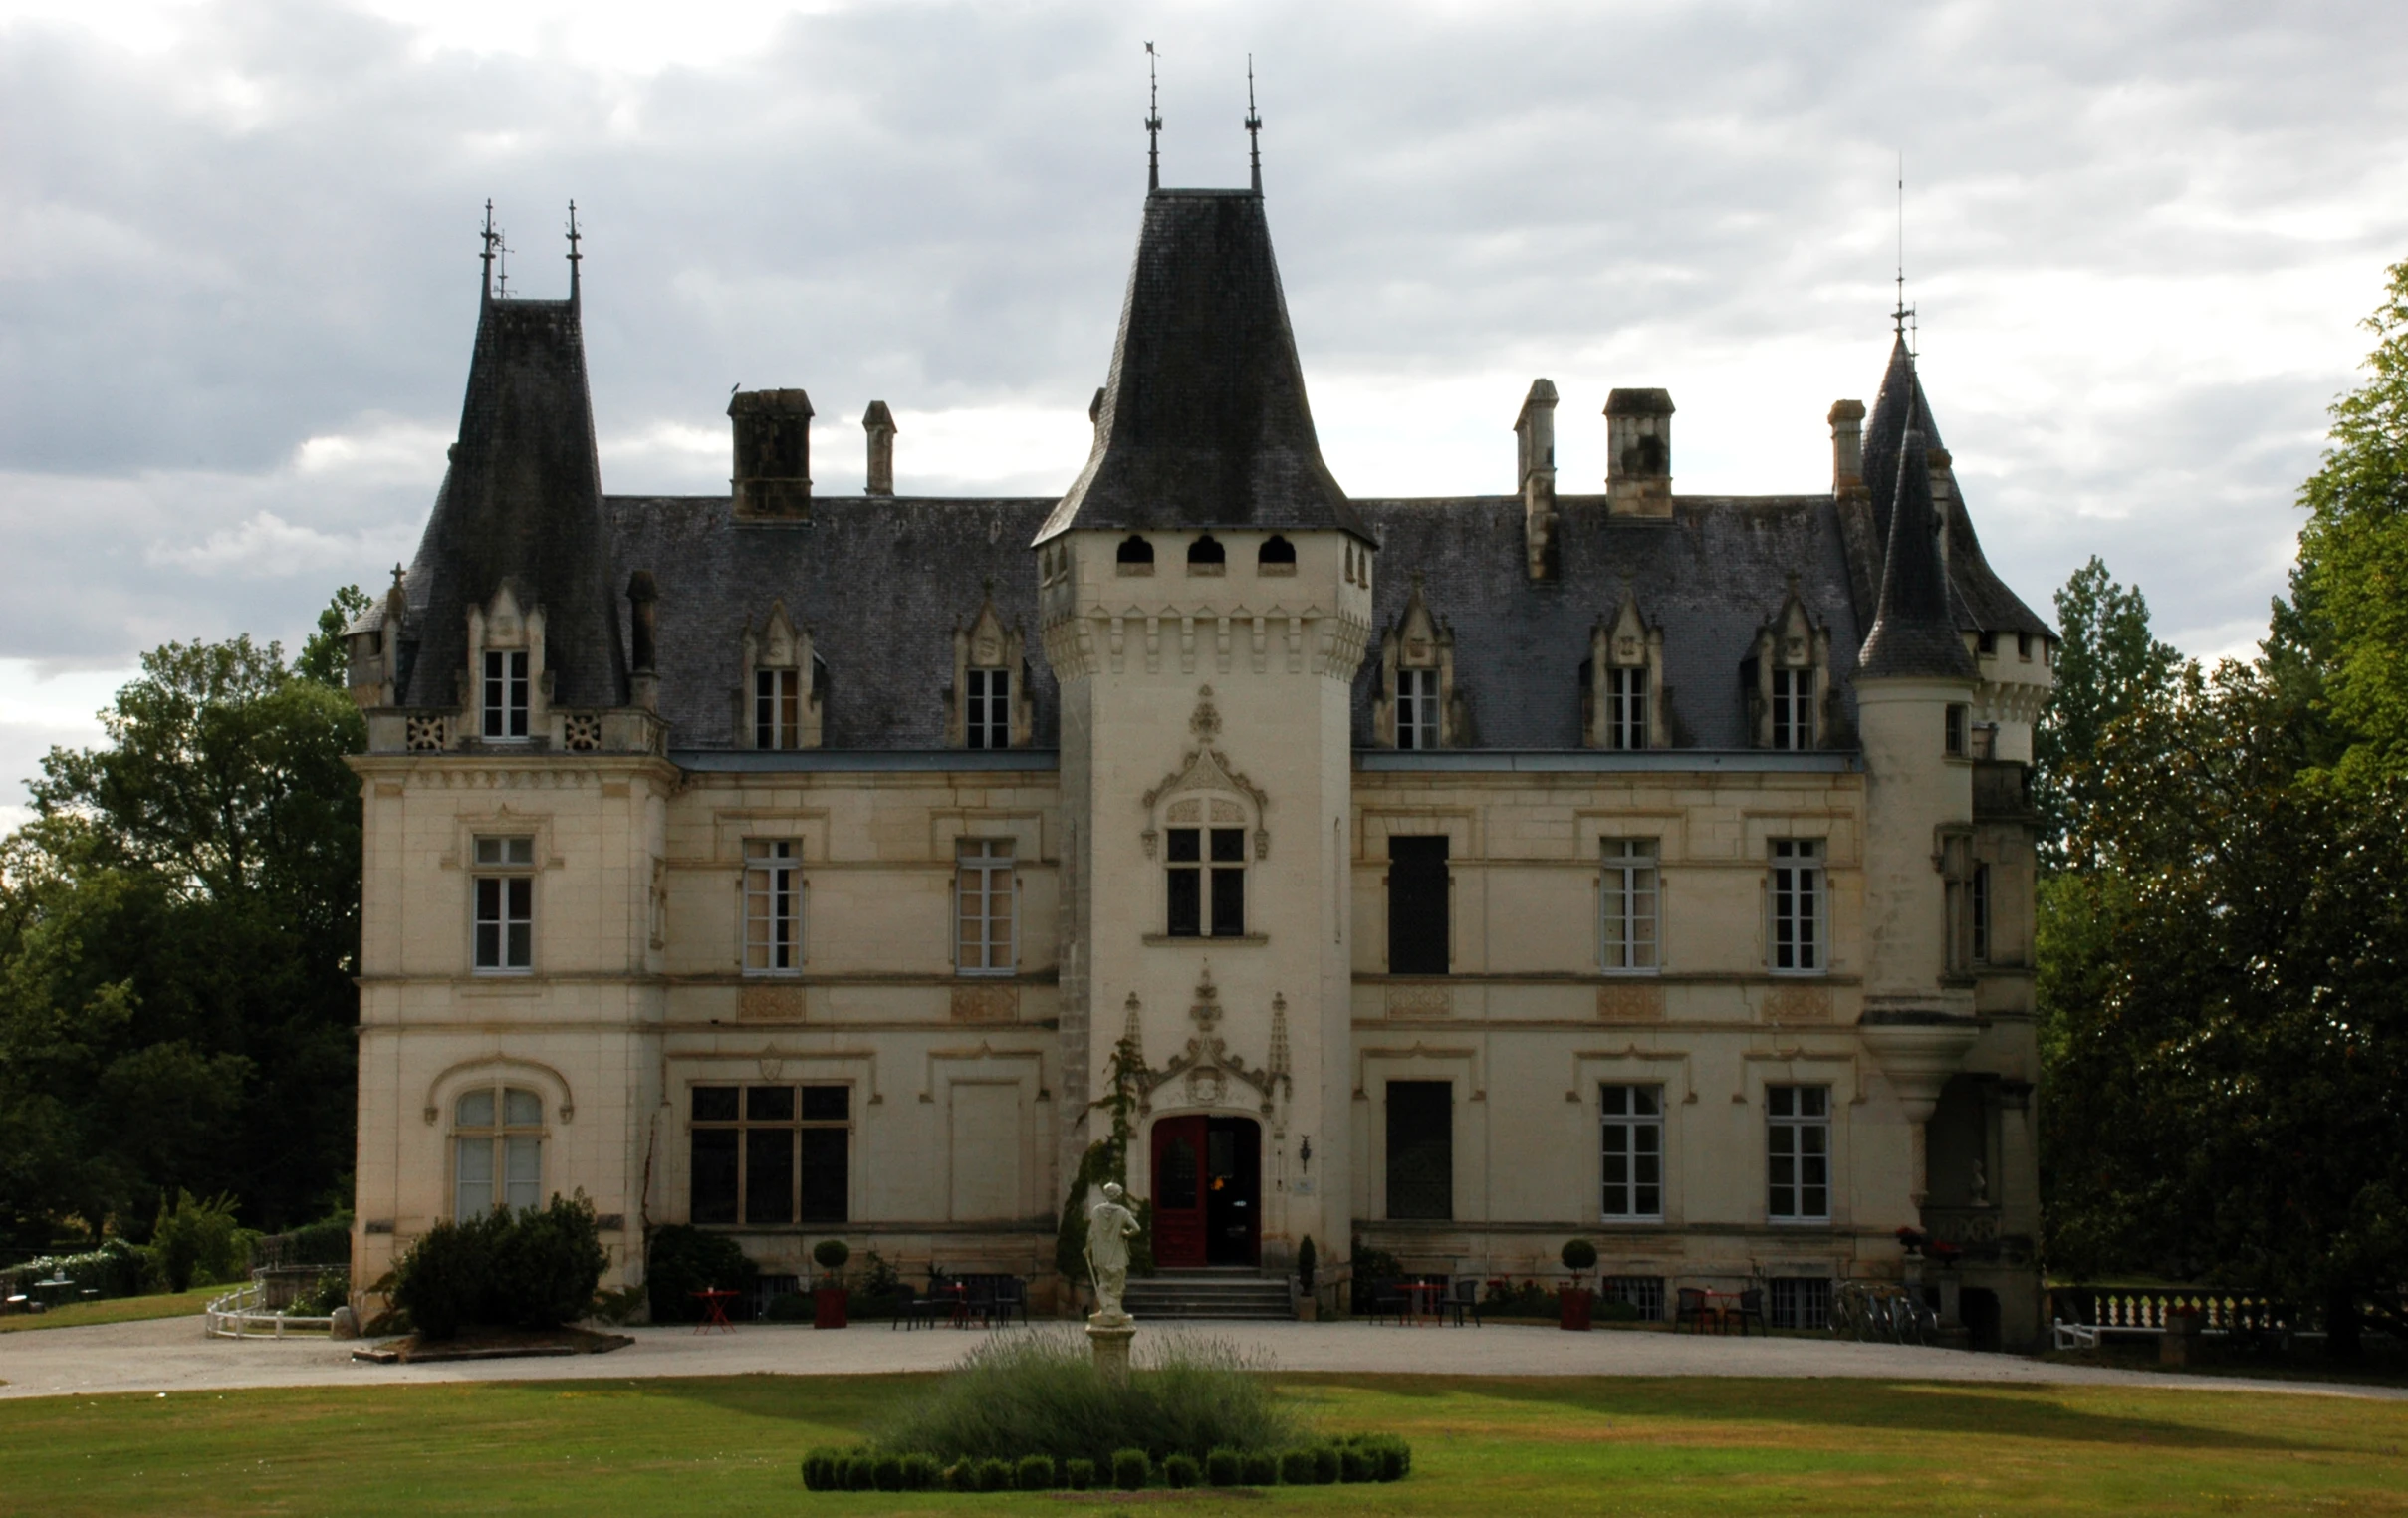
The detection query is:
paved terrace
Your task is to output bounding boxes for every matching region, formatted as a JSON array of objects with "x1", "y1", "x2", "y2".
[{"x1": 5, "y1": 1316, "x2": 2402, "y2": 1403}]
